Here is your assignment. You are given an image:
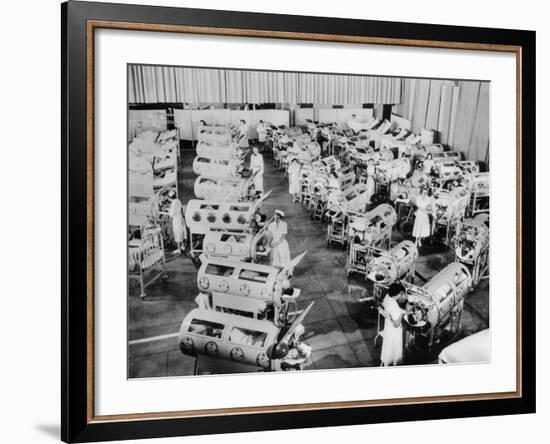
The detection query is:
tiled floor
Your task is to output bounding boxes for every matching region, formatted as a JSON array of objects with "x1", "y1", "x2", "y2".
[{"x1": 128, "y1": 148, "x2": 490, "y2": 378}]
